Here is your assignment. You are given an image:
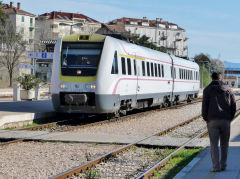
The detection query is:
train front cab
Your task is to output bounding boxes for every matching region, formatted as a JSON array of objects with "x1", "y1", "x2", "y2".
[{"x1": 51, "y1": 34, "x2": 112, "y2": 114}]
